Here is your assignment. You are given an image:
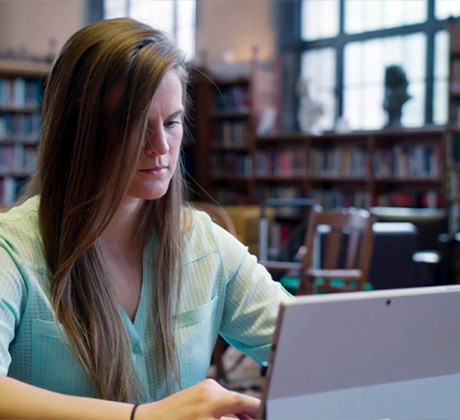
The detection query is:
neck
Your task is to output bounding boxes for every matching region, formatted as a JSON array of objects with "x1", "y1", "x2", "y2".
[{"x1": 101, "y1": 198, "x2": 145, "y2": 258}]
